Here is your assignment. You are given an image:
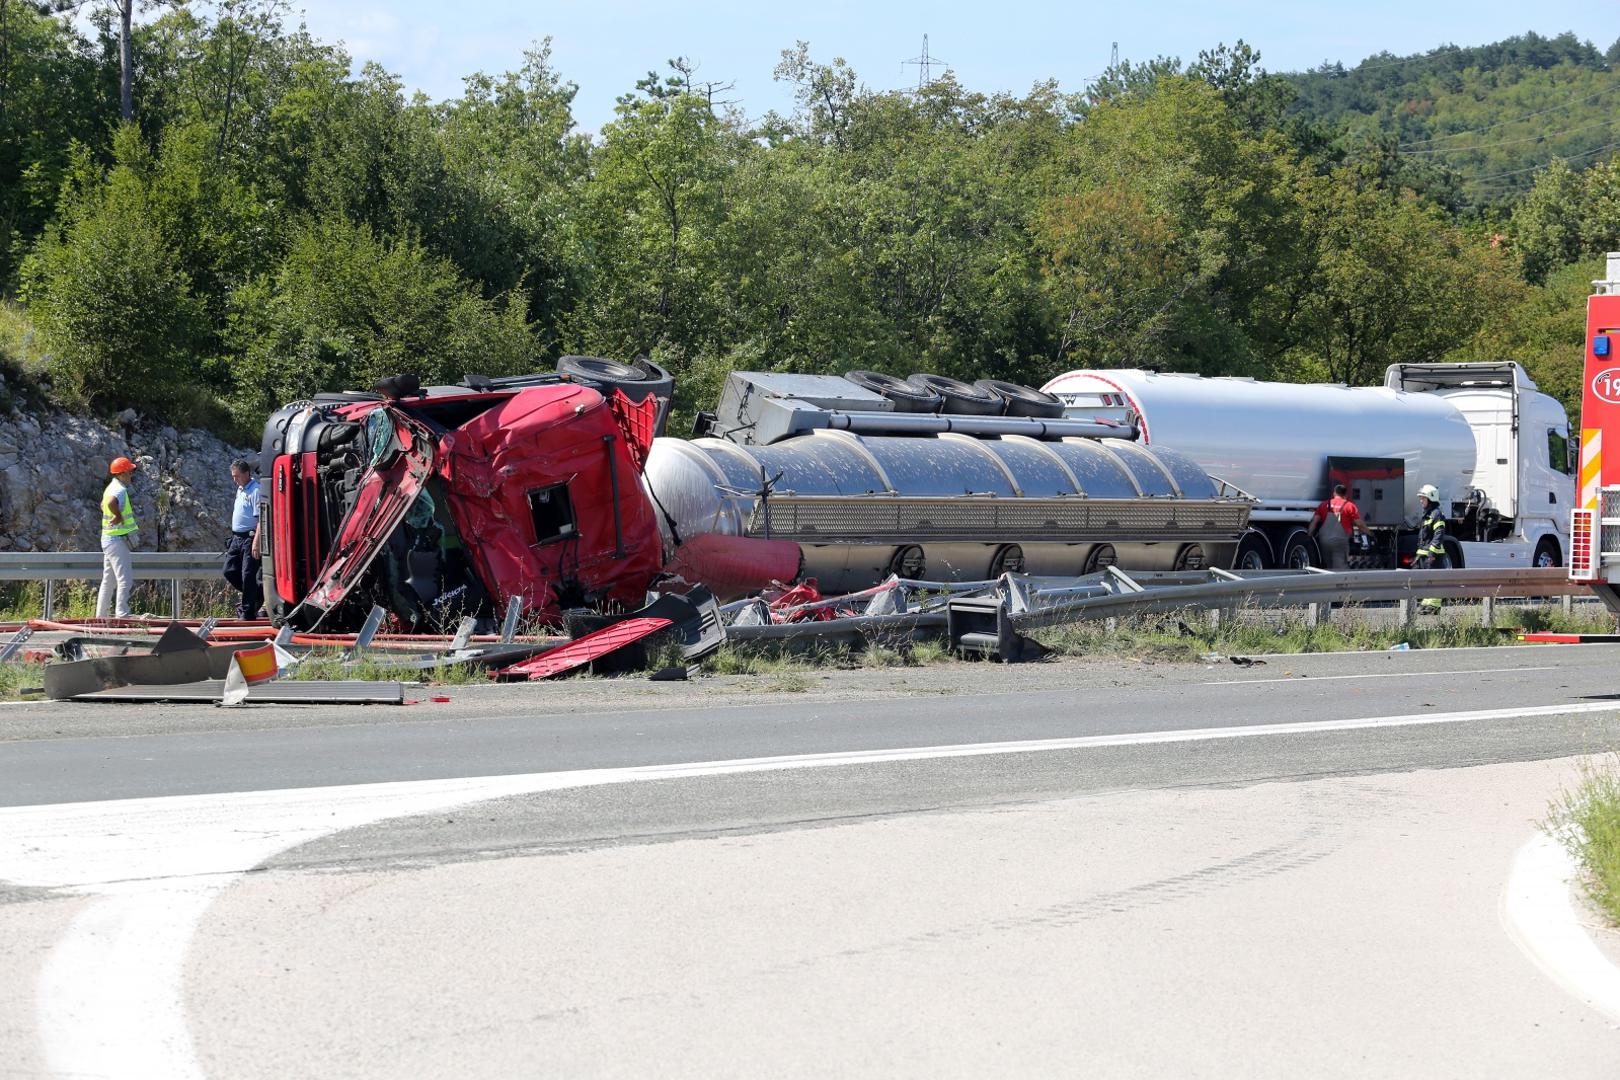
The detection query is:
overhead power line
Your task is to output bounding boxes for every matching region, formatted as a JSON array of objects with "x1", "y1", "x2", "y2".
[
  {"x1": 1463, "y1": 137, "x2": 1620, "y2": 185},
  {"x1": 1399, "y1": 80, "x2": 1620, "y2": 148},
  {"x1": 1401, "y1": 113, "x2": 1618, "y2": 155}
]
